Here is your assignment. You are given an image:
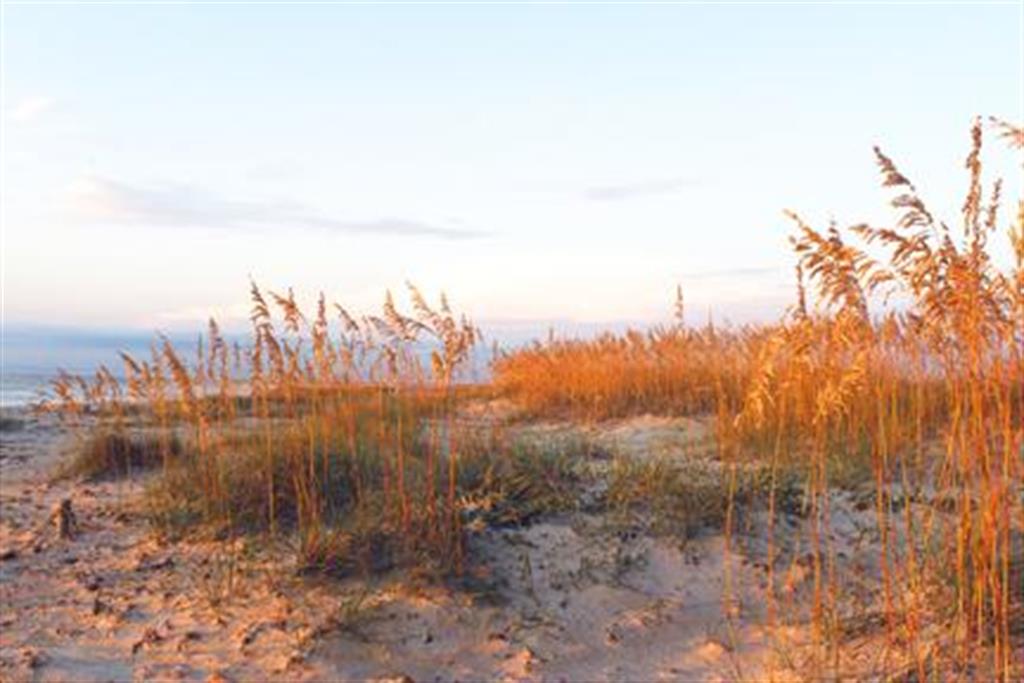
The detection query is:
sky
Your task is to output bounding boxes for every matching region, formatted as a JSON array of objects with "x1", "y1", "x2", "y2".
[{"x1": 3, "y1": 1, "x2": 1022, "y2": 339}]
